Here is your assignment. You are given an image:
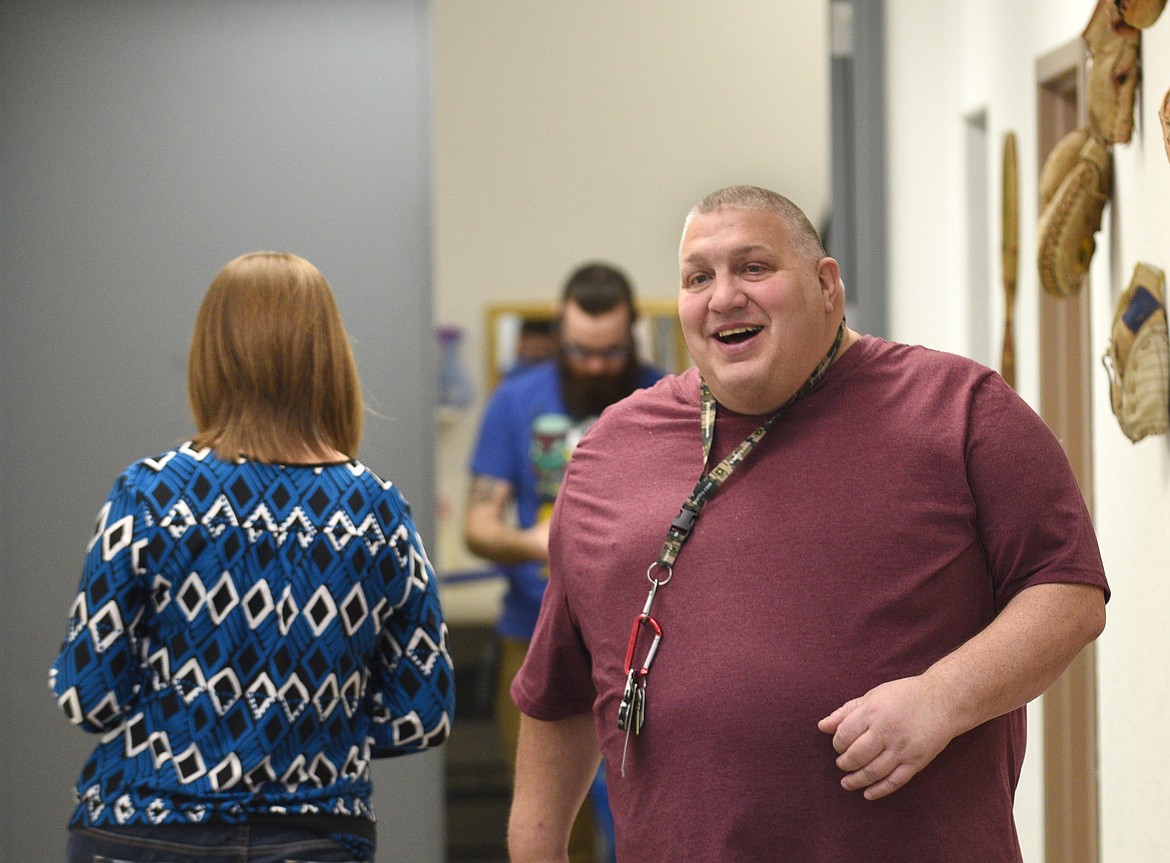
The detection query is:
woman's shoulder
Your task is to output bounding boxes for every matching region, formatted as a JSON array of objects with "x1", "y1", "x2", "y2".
[{"x1": 117, "y1": 441, "x2": 212, "y2": 484}]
